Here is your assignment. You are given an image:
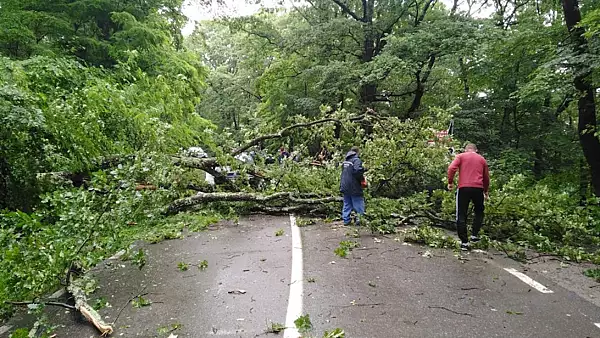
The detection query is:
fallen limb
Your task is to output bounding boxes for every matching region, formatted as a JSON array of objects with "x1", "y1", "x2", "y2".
[
  {"x1": 415, "y1": 210, "x2": 455, "y2": 230},
  {"x1": 231, "y1": 118, "x2": 343, "y2": 156},
  {"x1": 171, "y1": 156, "x2": 218, "y2": 170},
  {"x1": 5, "y1": 300, "x2": 75, "y2": 310},
  {"x1": 67, "y1": 280, "x2": 113, "y2": 336},
  {"x1": 168, "y1": 191, "x2": 342, "y2": 214},
  {"x1": 250, "y1": 204, "x2": 334, "y2": 215},
  {"x1": 171, "y1": 156, "x2": 239, "y2": 190},
  {"x1": 171, "y1": 156, "x2": 222, "y2": 180},
  {"x1": 289, "y1": 195, "x2": 343, "y2": 204},
  {"x1": 231, "y1": 114, "x2": 367, "y2": 156}
]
